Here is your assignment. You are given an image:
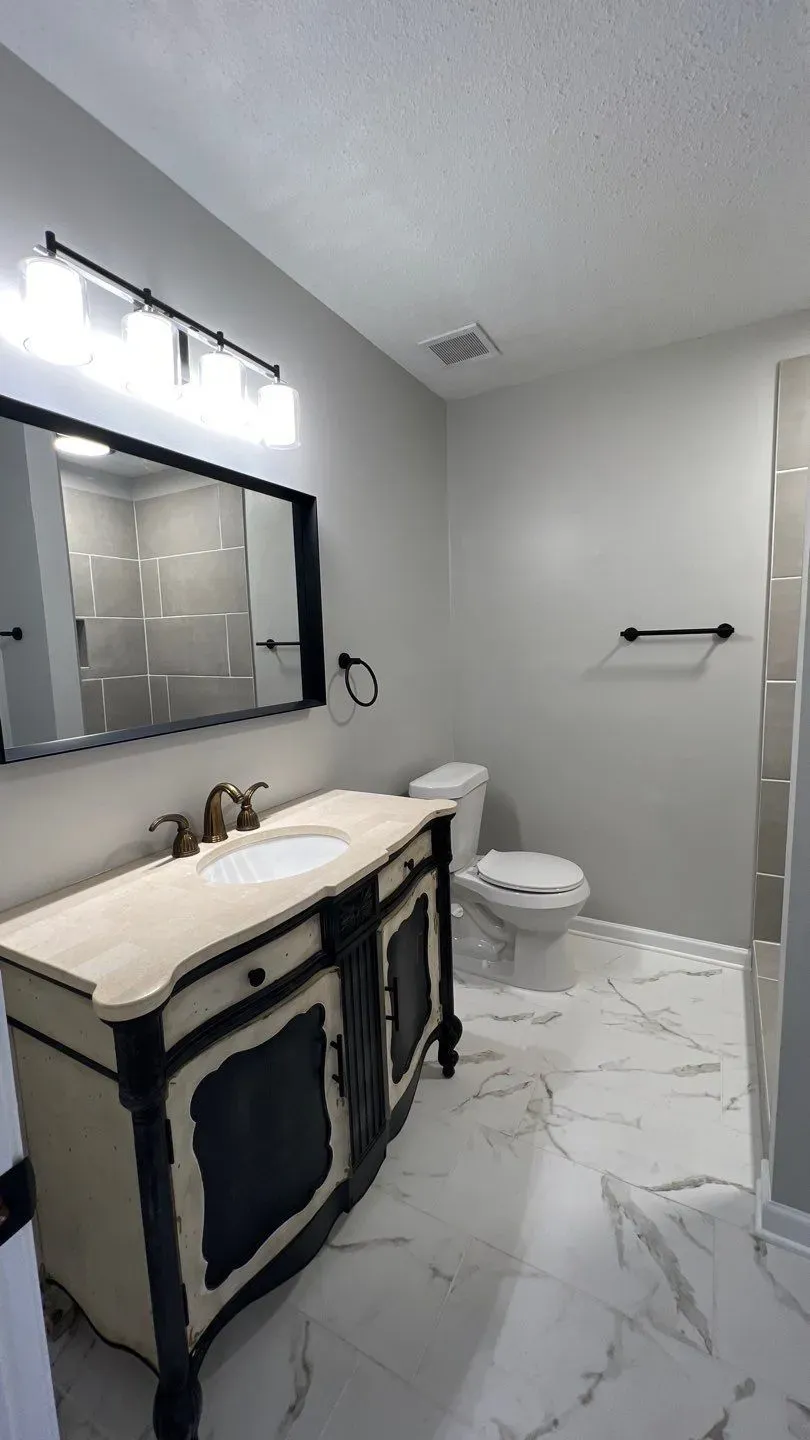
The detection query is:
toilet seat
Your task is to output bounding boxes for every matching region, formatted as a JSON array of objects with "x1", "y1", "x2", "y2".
[{"x1": 477, "y1": 850, "x2": 585, "y2": 895}]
